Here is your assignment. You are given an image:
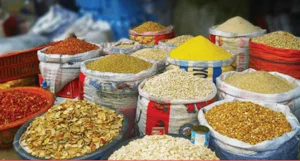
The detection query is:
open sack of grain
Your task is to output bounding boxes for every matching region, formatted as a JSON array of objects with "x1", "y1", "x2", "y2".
[
  {"x1": 38, "y1": 37, "x2": 101, "y2": 93},
  {"x1": 136, "y1": 69, "x2": 217, "y2": 136},
  {"x1": 158, "y1": 35, "x2": 193, "y2": 52},
  {"x1": 209, "y1": 16, "x2": 266, "y2": 71},
  {"x1": 167, "y1": 36, "x2": 235, "y2": 83},
  {"x1": 198, "y1": 99, "x2": 300, "y2": 160},
  {"x1": 216, "y1": 68, "x2": 300, "y2": 120},
  {"x1": 100, "y1": 38, "x2": 143, "y2": 55}
]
